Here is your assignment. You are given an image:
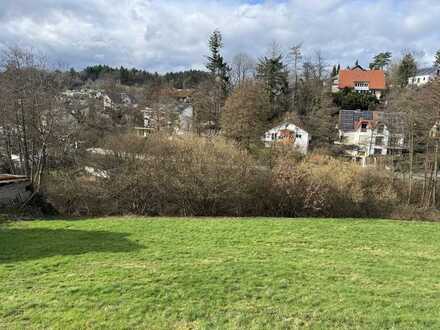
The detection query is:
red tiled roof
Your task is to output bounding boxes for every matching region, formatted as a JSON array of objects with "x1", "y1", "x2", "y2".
[{"x1": 338, "y1": 69, "x2": 386, "y2": 90}]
